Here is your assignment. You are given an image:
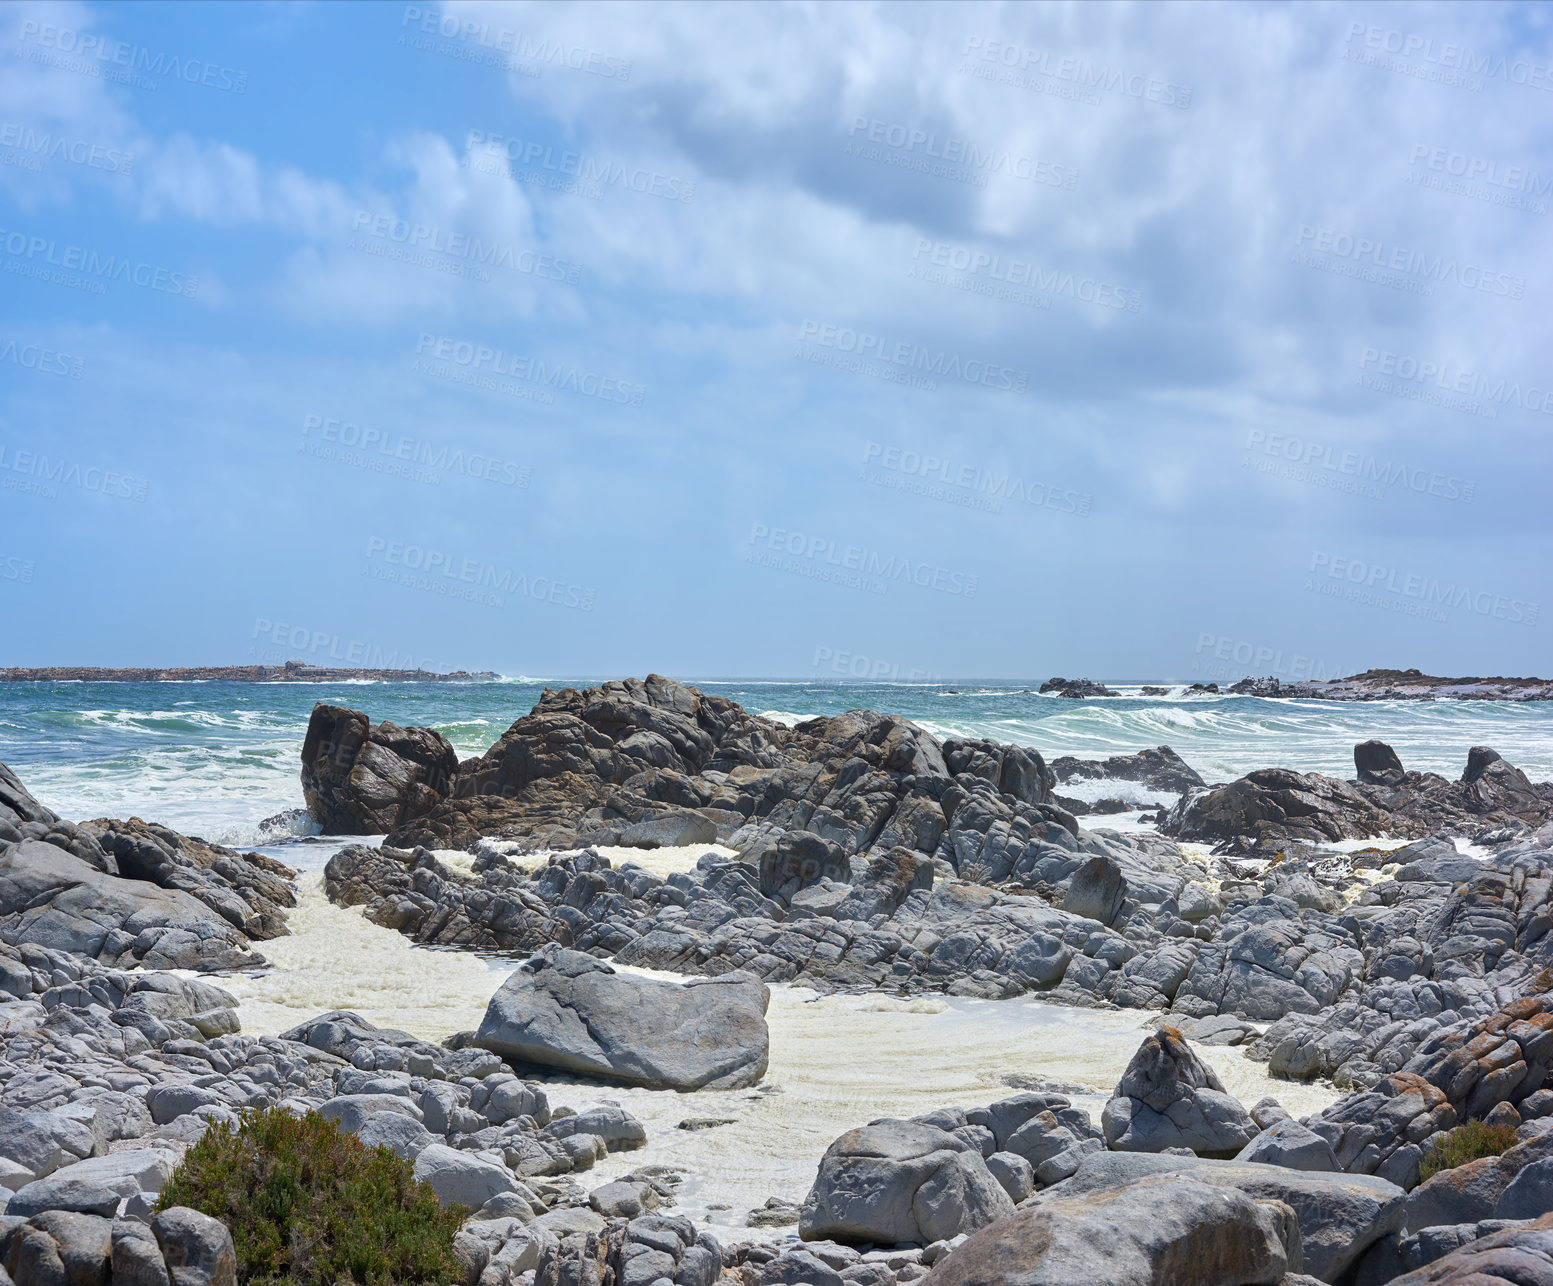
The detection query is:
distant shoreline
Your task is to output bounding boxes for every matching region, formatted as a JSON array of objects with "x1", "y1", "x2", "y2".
[{"x1": 0, "y1": 661, "x2": 501, "y2": 683}]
